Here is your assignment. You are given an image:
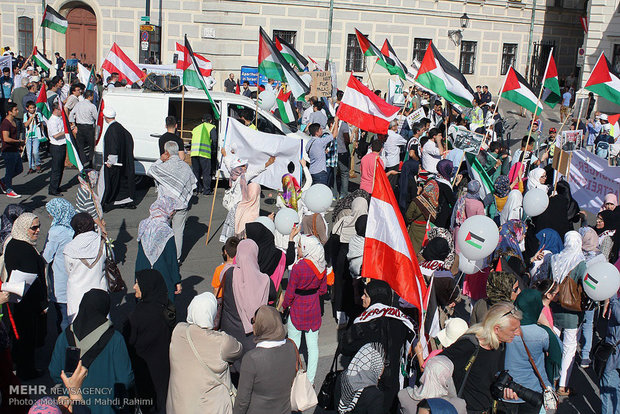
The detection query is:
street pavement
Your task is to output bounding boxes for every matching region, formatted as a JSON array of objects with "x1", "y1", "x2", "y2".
[{"x1": 0, "y1": 101, "x2": 603, "y2": 413}]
